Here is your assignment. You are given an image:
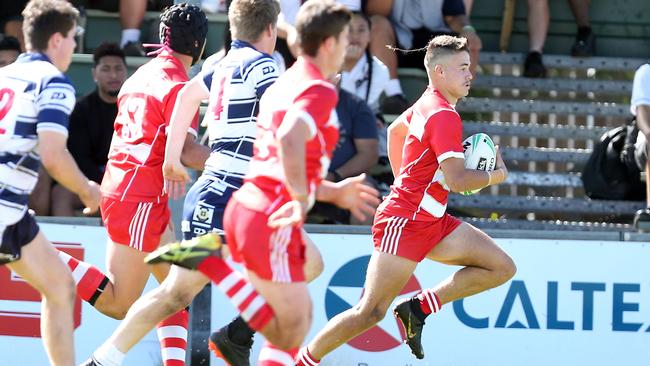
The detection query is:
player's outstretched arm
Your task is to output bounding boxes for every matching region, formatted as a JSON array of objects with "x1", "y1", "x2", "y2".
[
  {"x1": 38, "y1": 130, "x2": 101, "y2": 214},
  {"x1": 317, "y1": 173, "x2": 381, "y2": 222}
]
